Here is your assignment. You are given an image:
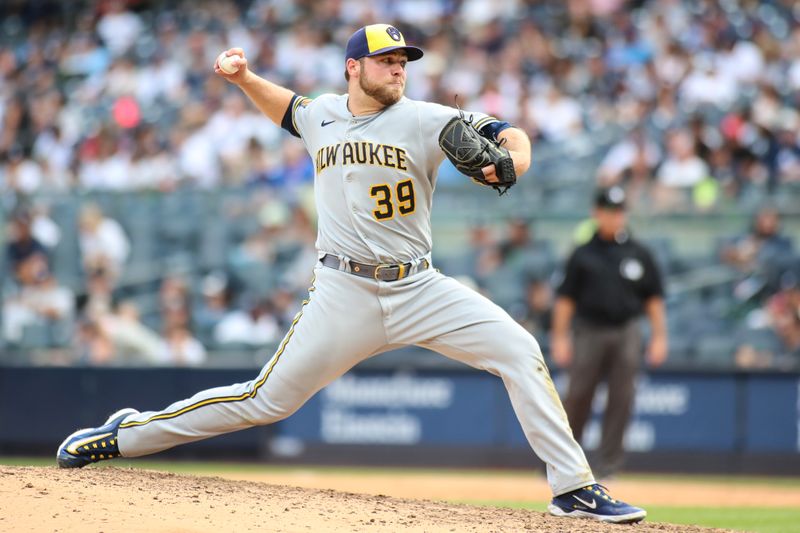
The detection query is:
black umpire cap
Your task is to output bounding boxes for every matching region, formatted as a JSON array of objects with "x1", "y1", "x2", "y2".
[{"x1": 594, "y1": 186, "x2": 626, "y2": 210}]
